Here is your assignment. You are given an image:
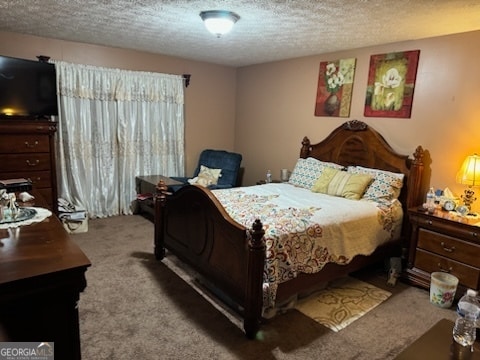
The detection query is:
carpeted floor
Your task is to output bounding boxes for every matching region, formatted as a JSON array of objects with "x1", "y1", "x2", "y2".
[{"x1": 72, "y1": 215, "x2": 458, "y2": 360}]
